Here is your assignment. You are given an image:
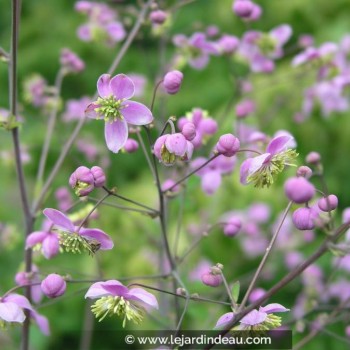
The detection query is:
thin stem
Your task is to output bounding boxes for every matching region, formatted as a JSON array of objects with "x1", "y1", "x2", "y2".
[
  {"x1": 136, "y1": 130, "x2": 156, "y2": 179},
  {"x1": 88, "y1": 197, "x2": 156, "y2": 216},
  {"x1": 177, "y1": 234, "x2": 207, "y2": 264},
  {"x1": 35, "y1": 68, "x2": 65, "y2": 190},
  {"x1": 220, "y1": 271, "x2": 238, "y2": 311},
  {"x1": 102, "y1": 186, "x2": 158, "y2": 214},
  {"x1": 150, "y1": 80, "x2": 163, "y2": 112},
  {"x1": 173, "y1": 183, "x2": 187, "y2": 258},
  {"x1": 163, "y1": 154, "x2": 220, "y2": 193},
  {"x1": 239, "y1": 201, "x2": 292, "y2": 310},
  {"x1": 158, "y1": 117, "x2": 176, "y2": 137},
  {"x1": 127, "y1": 283, "x2": 231, "y2": 306},
  {"x1": 31, "y1": 0, "x2": 153, "y2": 213},
  {"x1": 77, "y1": 193, "x2": 110, "y2": 231}
]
